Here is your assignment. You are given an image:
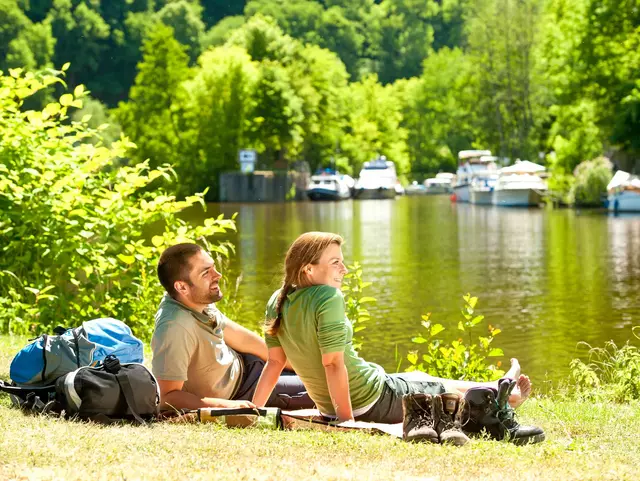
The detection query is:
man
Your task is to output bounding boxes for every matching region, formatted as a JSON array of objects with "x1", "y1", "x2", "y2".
[{"x1": 151, "y1": 243, "x2": 314, "y2": 411}]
